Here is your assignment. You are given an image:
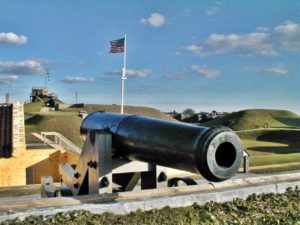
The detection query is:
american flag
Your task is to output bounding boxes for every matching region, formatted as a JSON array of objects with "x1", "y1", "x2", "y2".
[{"x1": 110, "y1": 37, "x2": 125, "y2": 53}]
